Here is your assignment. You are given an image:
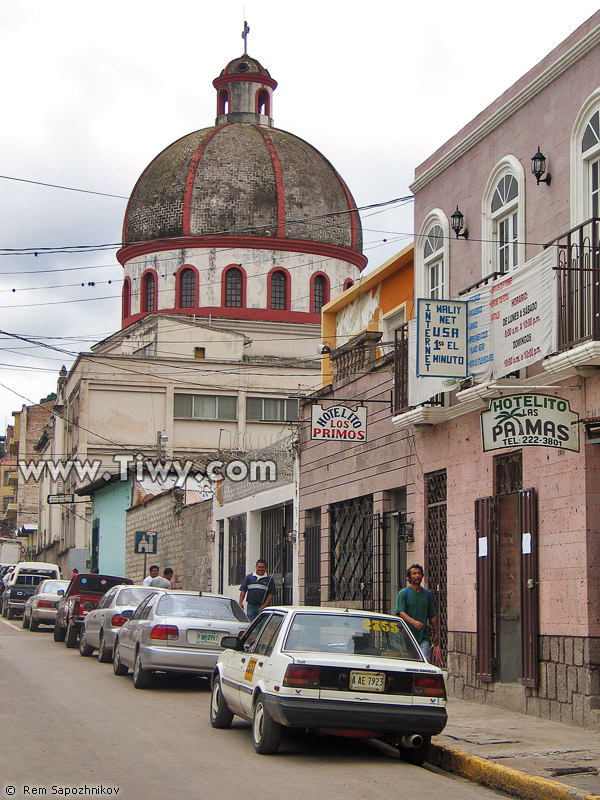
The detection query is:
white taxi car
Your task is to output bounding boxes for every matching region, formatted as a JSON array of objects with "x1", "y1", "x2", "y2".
[{"x1": 210, "y1": 606, "x2": 447, "y2": 762}]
